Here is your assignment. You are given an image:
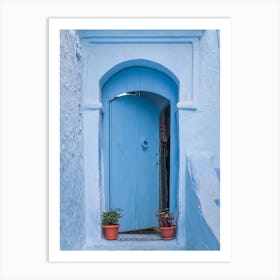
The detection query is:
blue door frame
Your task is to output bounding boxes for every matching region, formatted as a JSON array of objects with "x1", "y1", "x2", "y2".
[{"x1": 102, "y1": 66, "x2": 179, "y2": 230}]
